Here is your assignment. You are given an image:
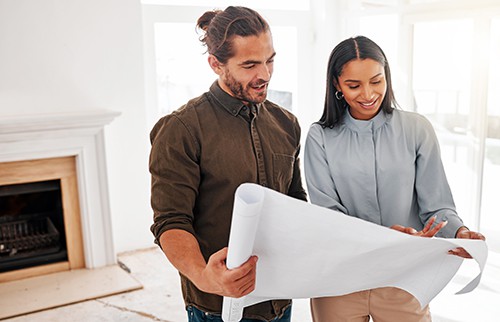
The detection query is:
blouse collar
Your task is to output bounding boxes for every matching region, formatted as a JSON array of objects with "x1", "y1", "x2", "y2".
[{"x1": 344, "y1": 108, "x2": 390, "y2": 132}]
